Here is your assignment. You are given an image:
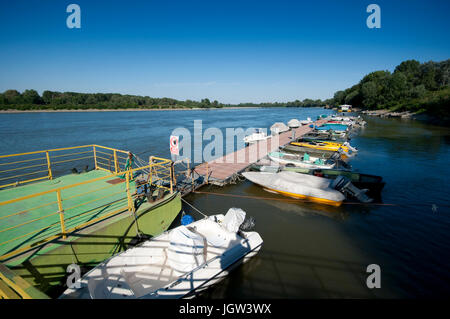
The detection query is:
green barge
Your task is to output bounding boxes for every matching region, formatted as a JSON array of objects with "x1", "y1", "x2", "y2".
[{"x1": 0, "y1": 145, "x2": 182, "y2": 298}]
